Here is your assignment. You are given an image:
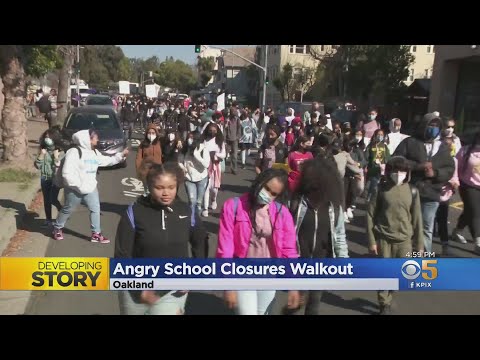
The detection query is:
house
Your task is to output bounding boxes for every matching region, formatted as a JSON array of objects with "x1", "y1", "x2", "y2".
[
  {"x1": 404, "y1": 45, "x2": 436, "y2": 86},
  {"x1": 428, "y1": 45, "x2": 480, "y2": 139}
]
